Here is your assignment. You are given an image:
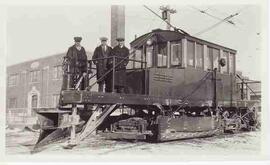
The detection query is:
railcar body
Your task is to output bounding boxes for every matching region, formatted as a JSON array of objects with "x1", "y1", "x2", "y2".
[{"x1": 33, "y1": 29, "x2": 260, "y2": 152}]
